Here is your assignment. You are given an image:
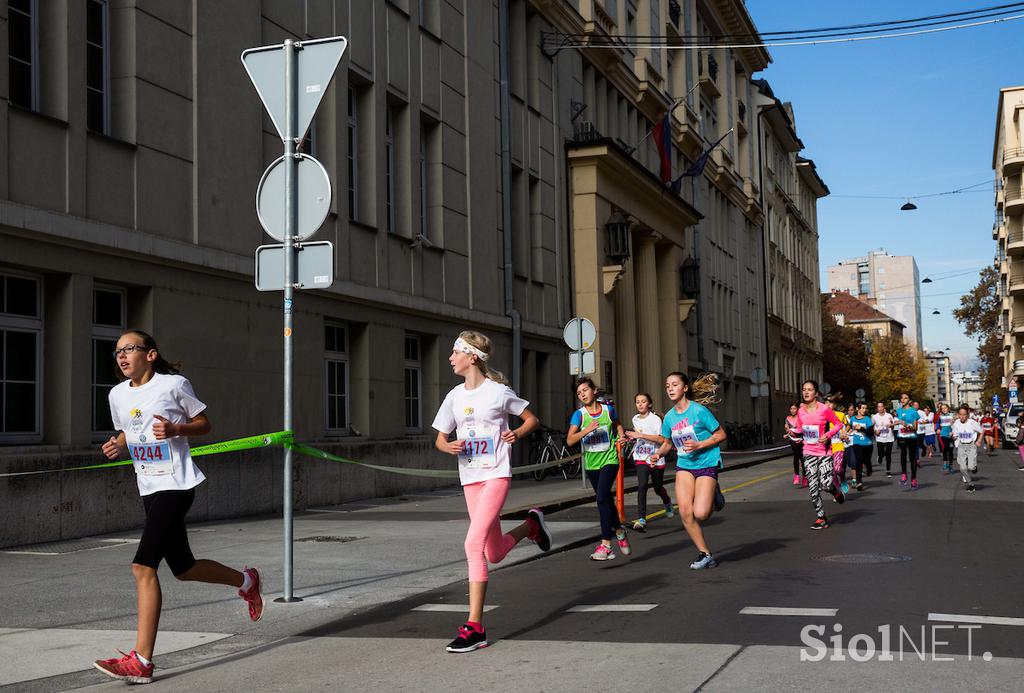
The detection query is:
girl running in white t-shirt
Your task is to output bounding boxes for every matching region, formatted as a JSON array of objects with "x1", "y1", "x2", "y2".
[
  {"x1": 432, "y1": 331, "x2": 552, "y2": 653},
  {"x1": 93, "y1": 331, "x2": 263, "y2": 685},
  {"x1": 625, "y1": 392, "x2": 672, "y2": 530}
]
